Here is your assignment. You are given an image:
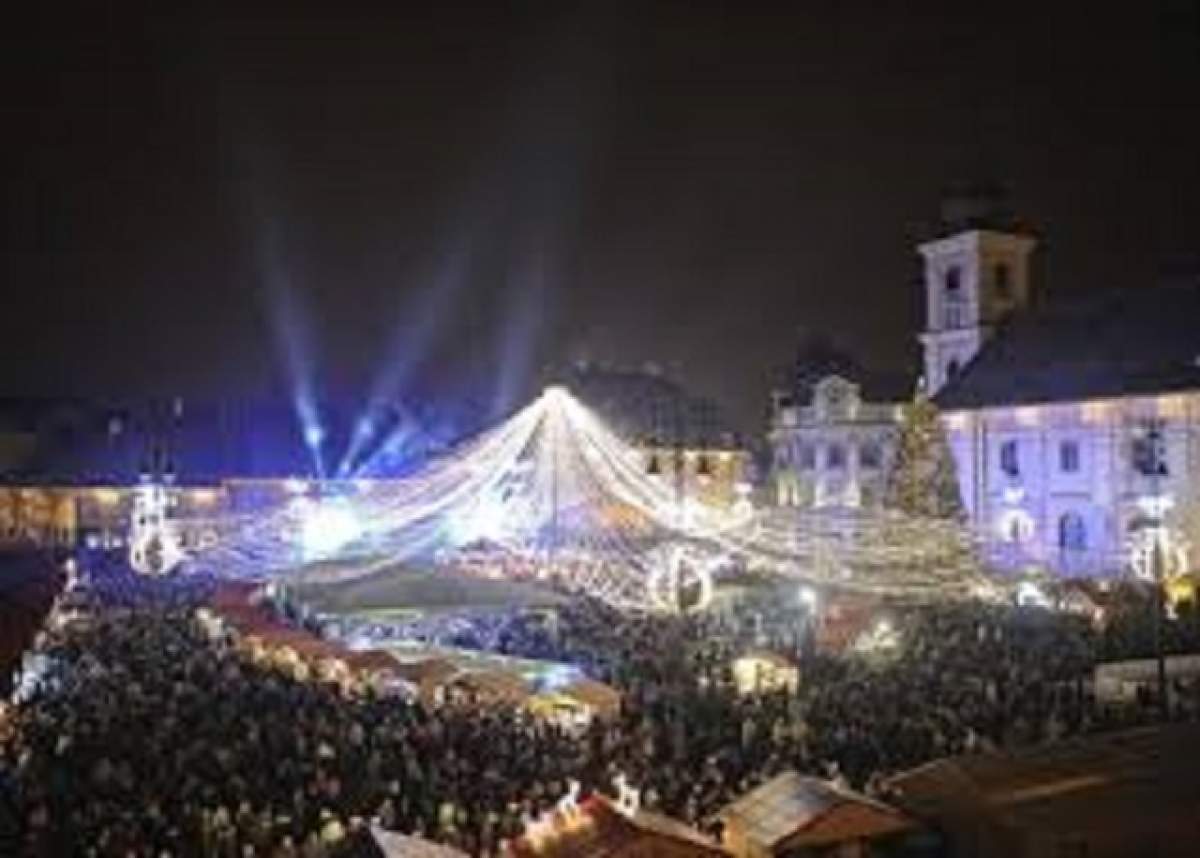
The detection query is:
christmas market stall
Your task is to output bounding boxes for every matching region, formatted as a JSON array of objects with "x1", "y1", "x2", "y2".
[
  {"x1": 443, "y1": 667, "x2": 532, "y2": 708},
  {"x1": 526, "y1": 677, "x2": 623, "y2": 729},
  {"x1": 509, "y1": 793, "x2": 725, "y2": 858},
  {"x1": 719, "y1": 771, "x2": 914, "y2": 858},
  {"x1": 731, "y1": 650, "x2": 799, "y2": 696}
]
